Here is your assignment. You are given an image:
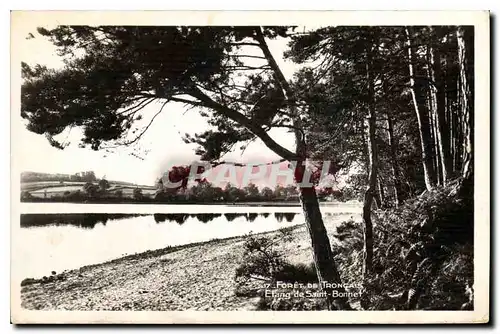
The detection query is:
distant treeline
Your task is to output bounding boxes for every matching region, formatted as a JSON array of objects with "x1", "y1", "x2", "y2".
[
  {"x1": 21, "y1": 179, "x2": 350, "y2": 204},
  {"x1": 20, "y1": 195, "x2": 304, "y2": 204},
  {"x1": 21, "y1": 171, "x2": 139, "y2": 186},
  {"x1": 21, "y1": 171, "x2": 98, "y2": 183}
]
